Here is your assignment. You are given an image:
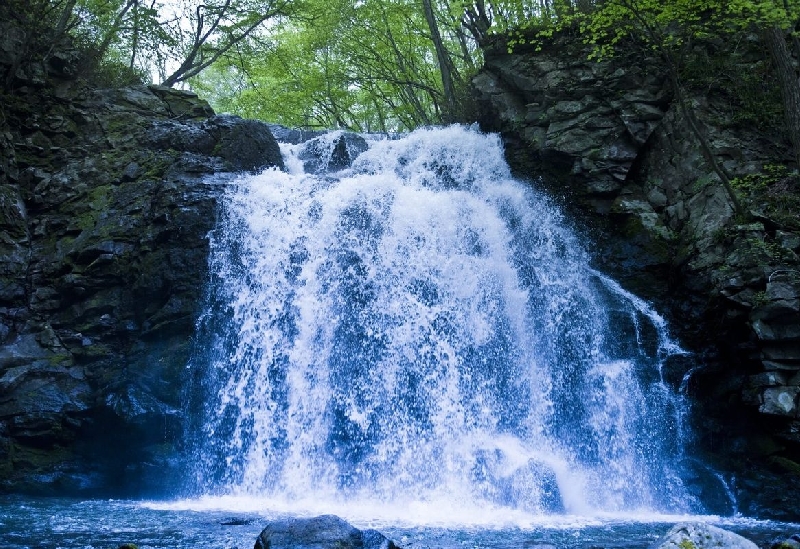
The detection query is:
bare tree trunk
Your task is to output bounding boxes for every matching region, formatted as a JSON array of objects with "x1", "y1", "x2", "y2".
[
  {"x1": 763, "y1": 25, "x2": 800, "y2": 170},
  {"x1": 664, "y1": 58, "x2": 743, "y2": 215},
  {"x1": 53, "y1": 0, "x2": 77, "y2": 42},
  {"x1": 95, "y1": 0, "x2": 138, "y2": 63},
  {"x1": 422, "y1": 0, "x2": 457, "y2": 123},
  {"x1": 462, "y1": 0, "x2": 491, "y2": 47}
]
